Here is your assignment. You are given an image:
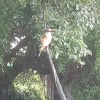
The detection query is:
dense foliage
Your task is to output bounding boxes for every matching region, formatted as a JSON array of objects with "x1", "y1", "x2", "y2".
[
  {"x1": 13, "y1": 70, "x2": 46, "y2": 100},
  {"x1": 0, "y1": 0, "x2": 100, "y2": 100}
]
